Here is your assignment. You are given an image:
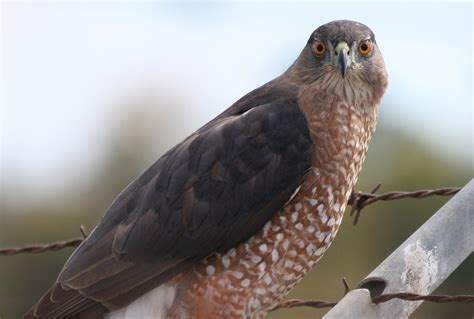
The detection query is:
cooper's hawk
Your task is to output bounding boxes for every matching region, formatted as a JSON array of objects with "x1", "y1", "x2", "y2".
[{"x1": 26, "y1": 20, "x2": 388, "y2": 319}]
